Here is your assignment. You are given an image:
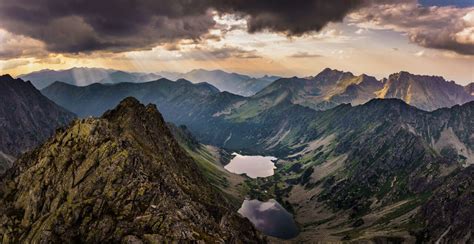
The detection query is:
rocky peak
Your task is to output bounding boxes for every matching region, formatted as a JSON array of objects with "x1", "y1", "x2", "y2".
[
  {"x1": 0, "y1": 74, "x2": 14, "y2": 80},
  {"x1": 0, "y1": 74, "x2": 33, "y2": 88},
  {"x1": 358, "y1": 73, "x2": 377, "y2": 82},
  {"x1": 314, "y1": 68, "x2": 355, "y2": 84},
  {"x1": 380, "y1": 71, "x2": 473, "y2": 111},
  {"x1": 103, "y1": 96, "x2": 159, "y2": 121},
  {"x1": 101, "y1": 97, "x2": 175, "y2": 151},
  {"x1": 388, "y1": 71, "x2": 450, "y2": 86},
  {"x1": 393, "y1": 70, "x2": 411, "y2": 79},
  {"x1": 0, "y1": 97, "x2": 263, "y2": 243}
]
